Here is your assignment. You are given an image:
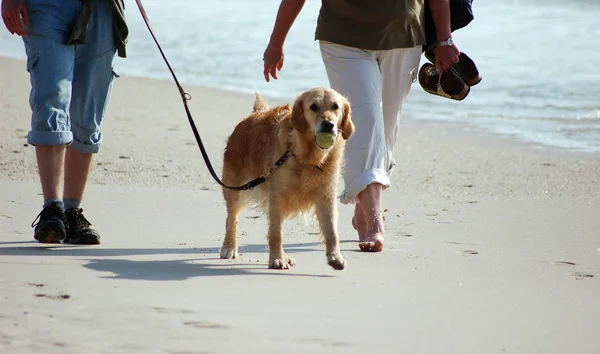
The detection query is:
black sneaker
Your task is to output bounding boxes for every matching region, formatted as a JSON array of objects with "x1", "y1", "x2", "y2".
[
  {"x1": 31, "y1": 203, "x2": 67, "y2": 243},
  {"x1": 64, "y1": 208, "x2": 101, "y2": 245}
]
